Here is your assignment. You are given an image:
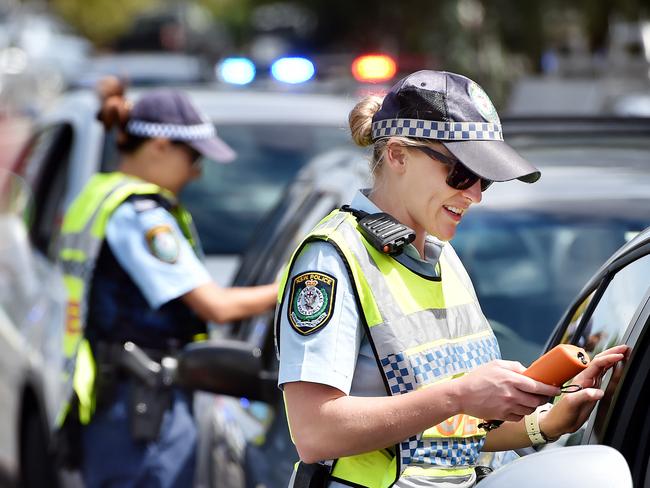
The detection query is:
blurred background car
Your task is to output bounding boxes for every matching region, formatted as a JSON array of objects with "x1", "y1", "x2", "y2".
[
  {"x1": 198, "y1": 115, "x2": 650, "y2": 487},
  {"x1": 0, "y1": 169, "x2": 65, "y2": 488},
  {"x1": 535, "y1": 222, "x2": 650, "y2": 488}
]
